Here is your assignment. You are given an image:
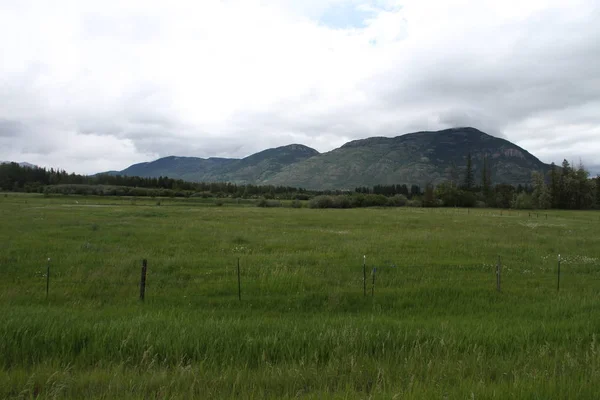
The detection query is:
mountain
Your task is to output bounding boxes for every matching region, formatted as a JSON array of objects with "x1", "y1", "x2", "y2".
[
  {"x1": 265, "y1": 127, "x2": 550, "y2": 189},
  {"x1": 217, "y1": 144, "x2": 320, "y2": 184},
  {"x1": 113, "y1": 144, "x2": 320, "y2": 184},
  {"x1": 119, "y1": 156, "x2": 237, "y2": 182},
  {"x1": 1, "y1": 161, "x2": 37, "y2": 168},
  {"x1": 106, "y1": 128, "x2": 550, "y2": 189}
]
